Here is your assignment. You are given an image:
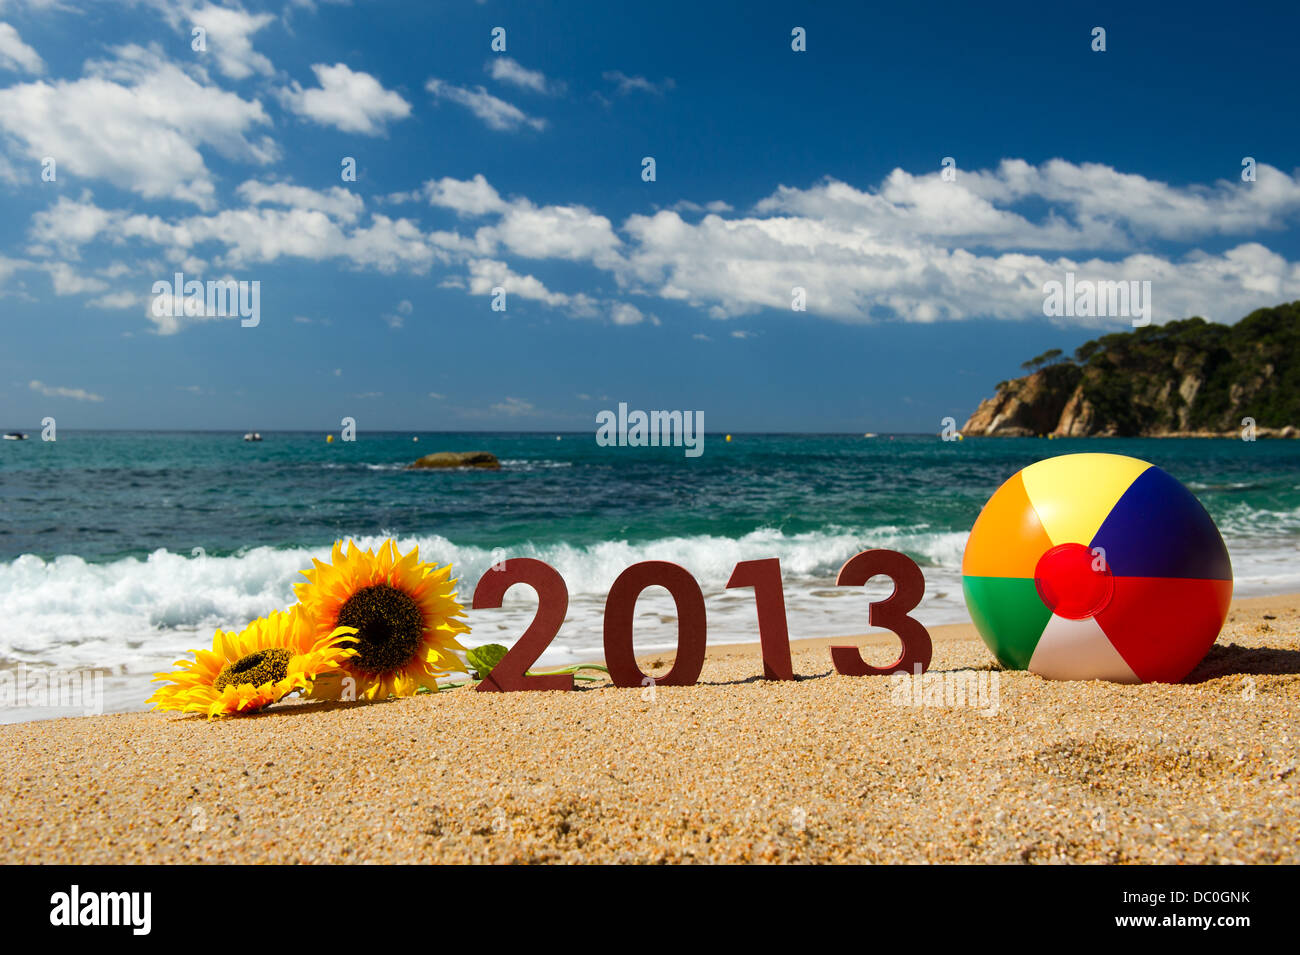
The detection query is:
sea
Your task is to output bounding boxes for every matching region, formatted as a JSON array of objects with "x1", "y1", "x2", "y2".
[{"x1": 2, "y1": 431, "x2": 1298, "y2": 722}]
